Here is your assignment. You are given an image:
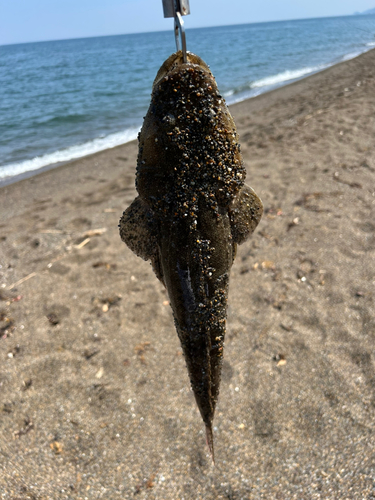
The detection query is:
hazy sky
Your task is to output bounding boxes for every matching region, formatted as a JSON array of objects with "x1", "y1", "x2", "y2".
[{"x1": 1, "y1": 0, "x2": 375, "y2": 45}]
